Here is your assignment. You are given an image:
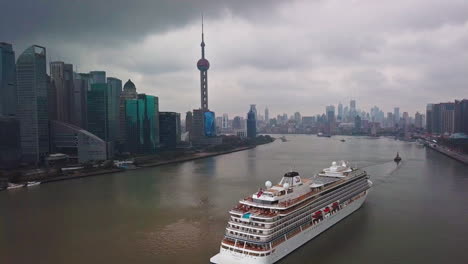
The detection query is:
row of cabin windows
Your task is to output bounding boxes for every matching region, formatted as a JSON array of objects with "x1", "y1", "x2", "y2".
[
  {"x1": 229, "y1": 231, "x2": 261, "y2": 240},
  {"x1": 230, "y1": 224, "x2": 266, "y2": 234},
  {"x1": 232, "y1": 217, "x2": 268, "y2": 226},
  {"x1": 221, "y1": 245, "x2": 271, "y2": 257}
]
